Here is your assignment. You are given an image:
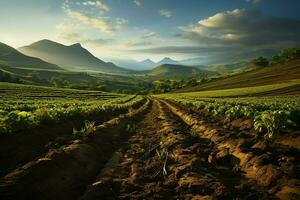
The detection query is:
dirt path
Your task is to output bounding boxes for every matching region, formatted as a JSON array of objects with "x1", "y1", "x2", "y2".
[{"x1": 80, "y1": 100, "x2": 269, "y2": 199}]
